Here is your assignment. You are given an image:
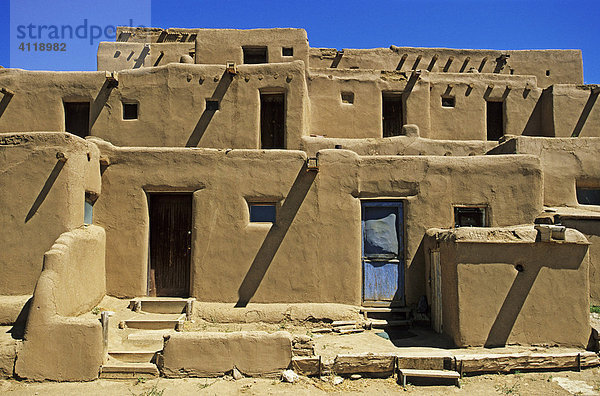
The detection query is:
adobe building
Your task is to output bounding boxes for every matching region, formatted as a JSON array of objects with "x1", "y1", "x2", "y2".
[{"x1": 0, "y1": 27, "x2": 599, "y2": 380}]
